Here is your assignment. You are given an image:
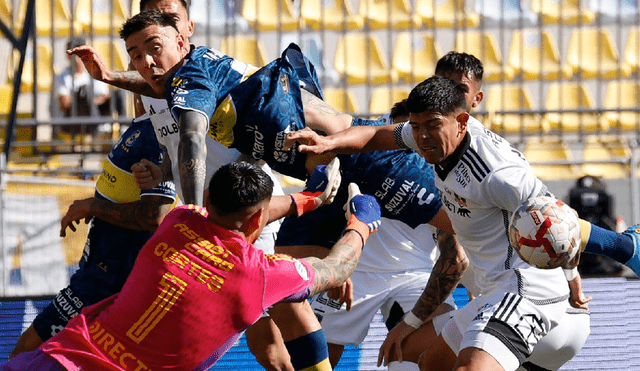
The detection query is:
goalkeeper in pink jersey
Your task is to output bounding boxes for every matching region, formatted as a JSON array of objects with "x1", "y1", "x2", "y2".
[{"x1": 1, "y1": 159, "x2": 382, "y2": 371}]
